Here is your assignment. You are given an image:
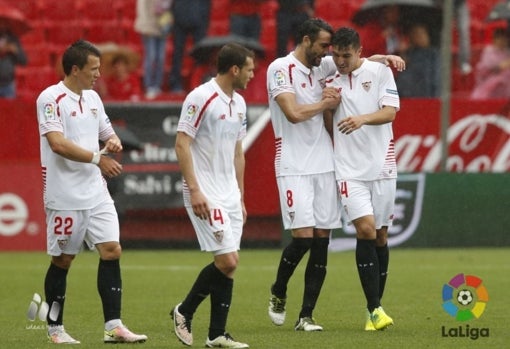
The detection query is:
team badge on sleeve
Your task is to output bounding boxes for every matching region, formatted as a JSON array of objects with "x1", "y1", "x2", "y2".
[
  {"x1": 44, "y1": 103, "x2": 56, "y2": 121},
  {"x1": 274, "y1": 70, "x2": 286, "y2": 86},
  {"x1": 185, "y1": 103, "x2": 198, "y2": 121}
]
